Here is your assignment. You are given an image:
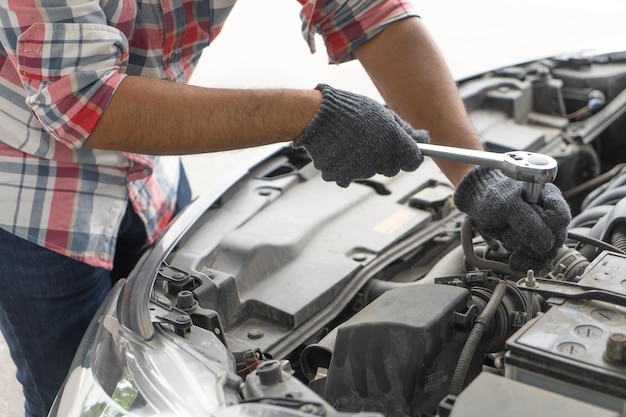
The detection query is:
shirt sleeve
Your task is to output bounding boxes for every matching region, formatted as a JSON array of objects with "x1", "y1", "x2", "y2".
[
  {"x1": 0, "y1": 1, "x2": 133, "y2": 149},
  {"x1": 298, "y1": 0, "x2": 419, "y2": 64}
]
